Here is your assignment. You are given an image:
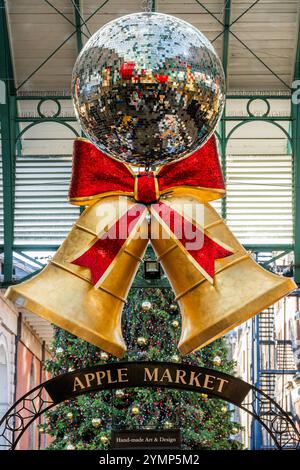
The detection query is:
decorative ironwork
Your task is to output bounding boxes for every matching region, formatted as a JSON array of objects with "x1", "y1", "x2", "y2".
[
  {"x1": 0, "y1": 363, "x2": 299, "y2": 450},
  {"x1": 0, "y1": 383, "x2": 54, "y2": 450},
  {"x1": 240, "y1": 386, "x2": 300, "y2": 449}
]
